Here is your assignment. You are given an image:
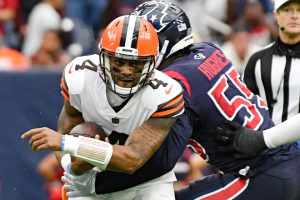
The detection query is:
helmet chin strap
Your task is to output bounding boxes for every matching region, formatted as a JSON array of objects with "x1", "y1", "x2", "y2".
[{"x1": 155, "y1": 40, "x2": 169, "y2": 68}]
